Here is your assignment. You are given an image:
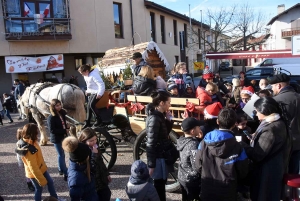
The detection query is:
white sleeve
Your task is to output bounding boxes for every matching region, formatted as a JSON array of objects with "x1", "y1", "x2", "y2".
[{"x1": 92, "y1": 73, "x2": 105, "y2": 96}]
